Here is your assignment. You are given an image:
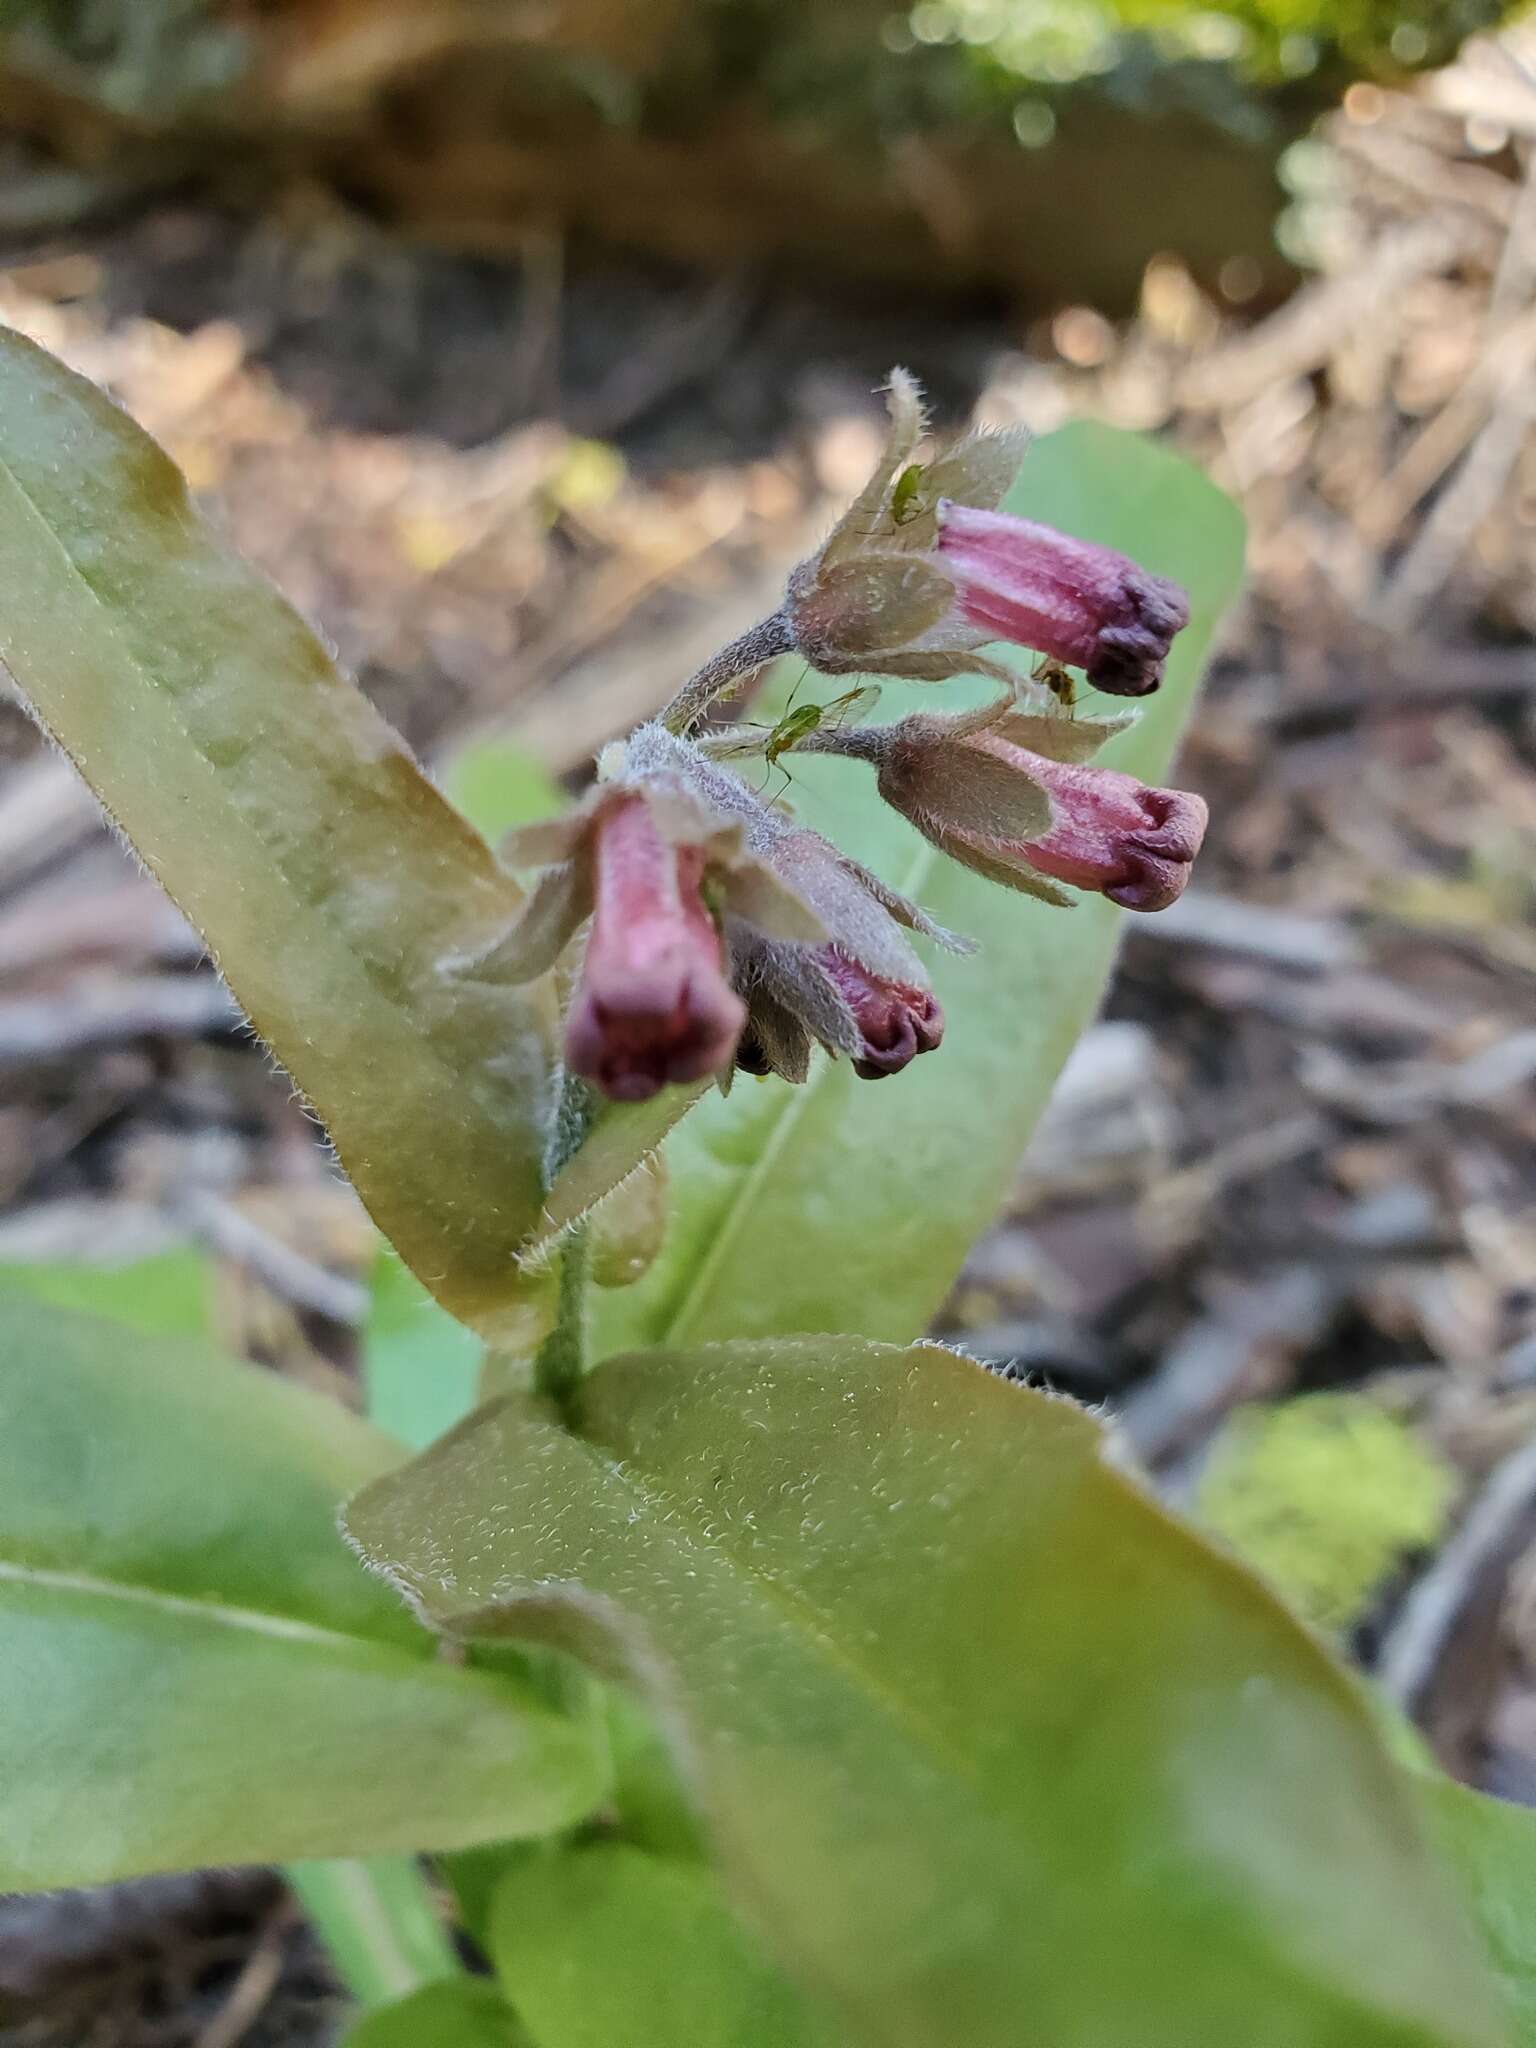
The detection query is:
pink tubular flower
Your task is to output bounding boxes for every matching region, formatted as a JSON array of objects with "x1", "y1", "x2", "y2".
[
  {"x1": 478, "y1": 724, "x2": 829, "y2": 1102},
  {"x1": 816, "y1": 947, "x2": 944, "y2": 1079},
  {"x1": 934, "y1": 502, "x2": 1190, "y2": 699},
  {"x1": 995, "y1": 747, "x2": 1207, "y2": 911},
  {"x1": 806, "y1": 701, "x2": 1207, "y2": 914},
  {"x1": 776, "y1": 370, "x2": 1189, "y2": 699},
  {"x1": 564, "y1": 796, "x2": 746, "y2": 1101}
]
